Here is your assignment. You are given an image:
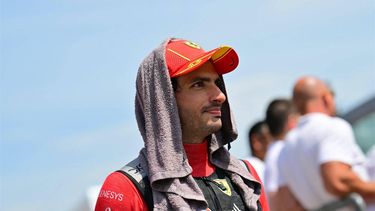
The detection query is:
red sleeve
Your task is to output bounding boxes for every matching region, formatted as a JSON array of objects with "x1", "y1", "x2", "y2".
[
  {"x1": 95, "y1": 172, "x2": 149, "y2": 211},
  {"x1": 243, "y1": 160, "x2": 270, "y2": 211}
]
